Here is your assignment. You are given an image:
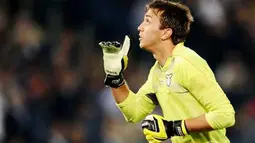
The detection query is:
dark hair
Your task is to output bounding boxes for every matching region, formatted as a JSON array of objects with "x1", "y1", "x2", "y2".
[{"x1": 146, "y1": 0, "x2": 194, "y2": 45}]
